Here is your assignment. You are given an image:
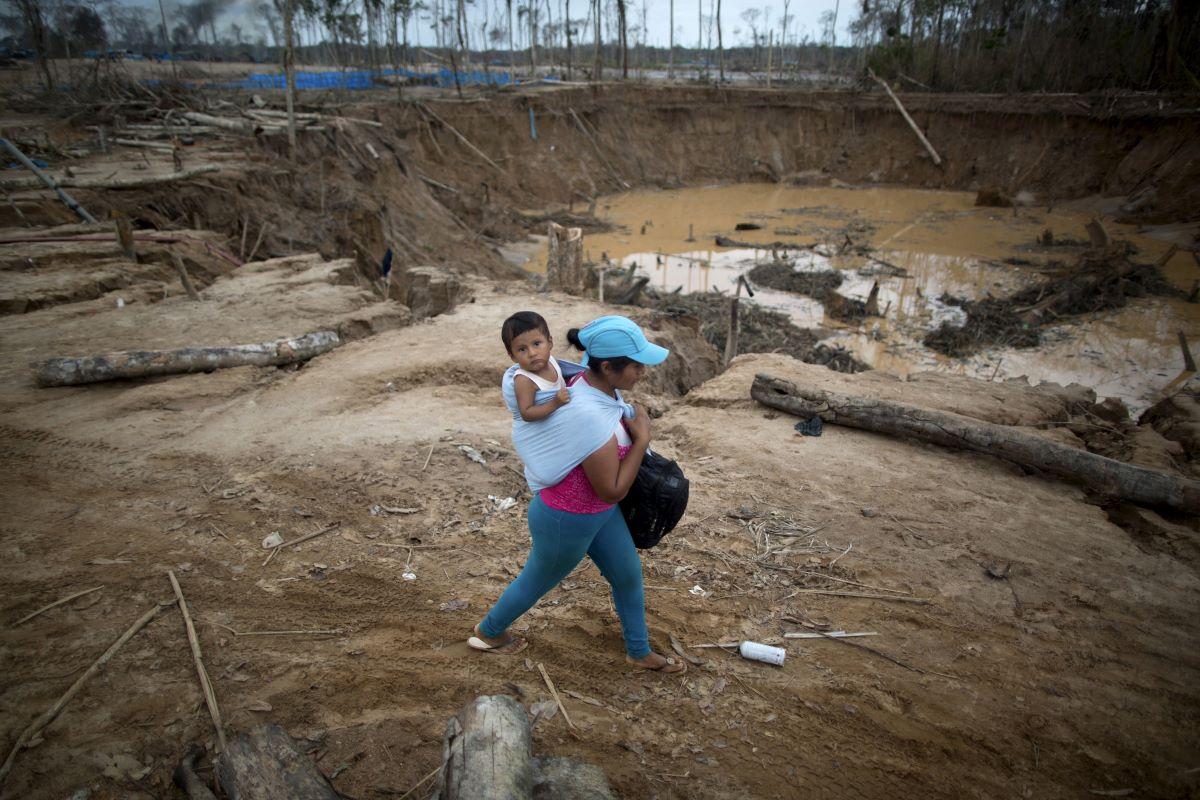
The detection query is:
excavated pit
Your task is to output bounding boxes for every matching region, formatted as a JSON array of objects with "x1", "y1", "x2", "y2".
[{"x1": 1, "y1": 84, "x2": 1200, "y2": 800}]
